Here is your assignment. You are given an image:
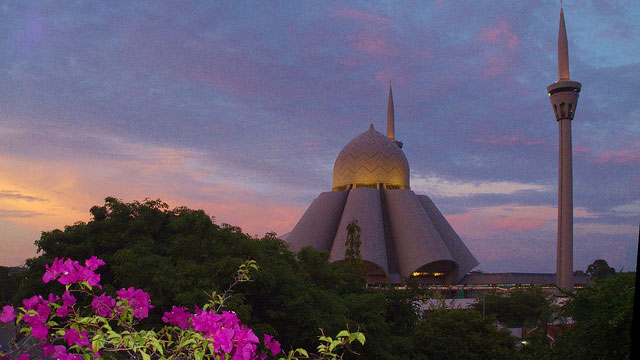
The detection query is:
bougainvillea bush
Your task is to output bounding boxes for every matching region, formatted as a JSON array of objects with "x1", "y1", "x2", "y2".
[{"x1": 0, "y1": 257, "x2": 364, "y2": 360}]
